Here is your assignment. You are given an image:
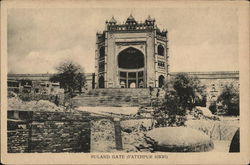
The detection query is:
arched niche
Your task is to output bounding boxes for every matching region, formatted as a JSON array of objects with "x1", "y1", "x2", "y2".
[
  {"x1": 158, "y1": 75, "x2": 165, "y2": 88},
  {"x1": 157, "y1": 44, "x2": 165, "y2": 56},
  {"x1": 99, "y1": 47, "x2": 105, "y2": 58},
  {"x1": 98, "y1": 76, "x2": 104, "y2": 88}
]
